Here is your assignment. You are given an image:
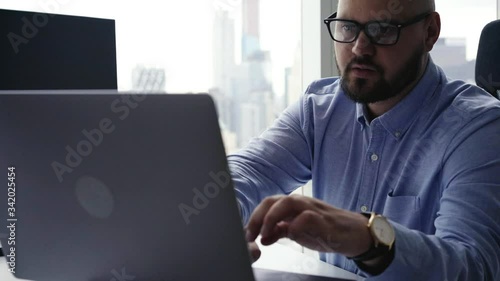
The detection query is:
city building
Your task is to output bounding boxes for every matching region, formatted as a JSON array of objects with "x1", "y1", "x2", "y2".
[
  {"x1": 131, "y1": 65, "x2": 166, "y2": 92},
  {"x1": 211, "y1": 0, "x2": 275, "y2": 148},
  {"x1": 430, "y1": 37, "x2": 475, "y2": 83}
]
